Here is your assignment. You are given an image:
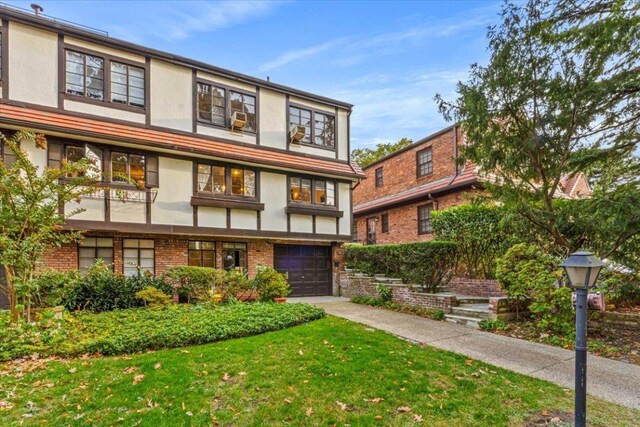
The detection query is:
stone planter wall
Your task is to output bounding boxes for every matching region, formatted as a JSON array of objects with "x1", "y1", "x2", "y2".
[
  {"x1": 443, "y1": 278, "x2": 505, "y2": 298},
  {"x1": 589, "y1": 311, "x2": 640, "y2": 332},
  {"x1": 339, "y1": 271, "x2": 456, "y2": 312}
]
